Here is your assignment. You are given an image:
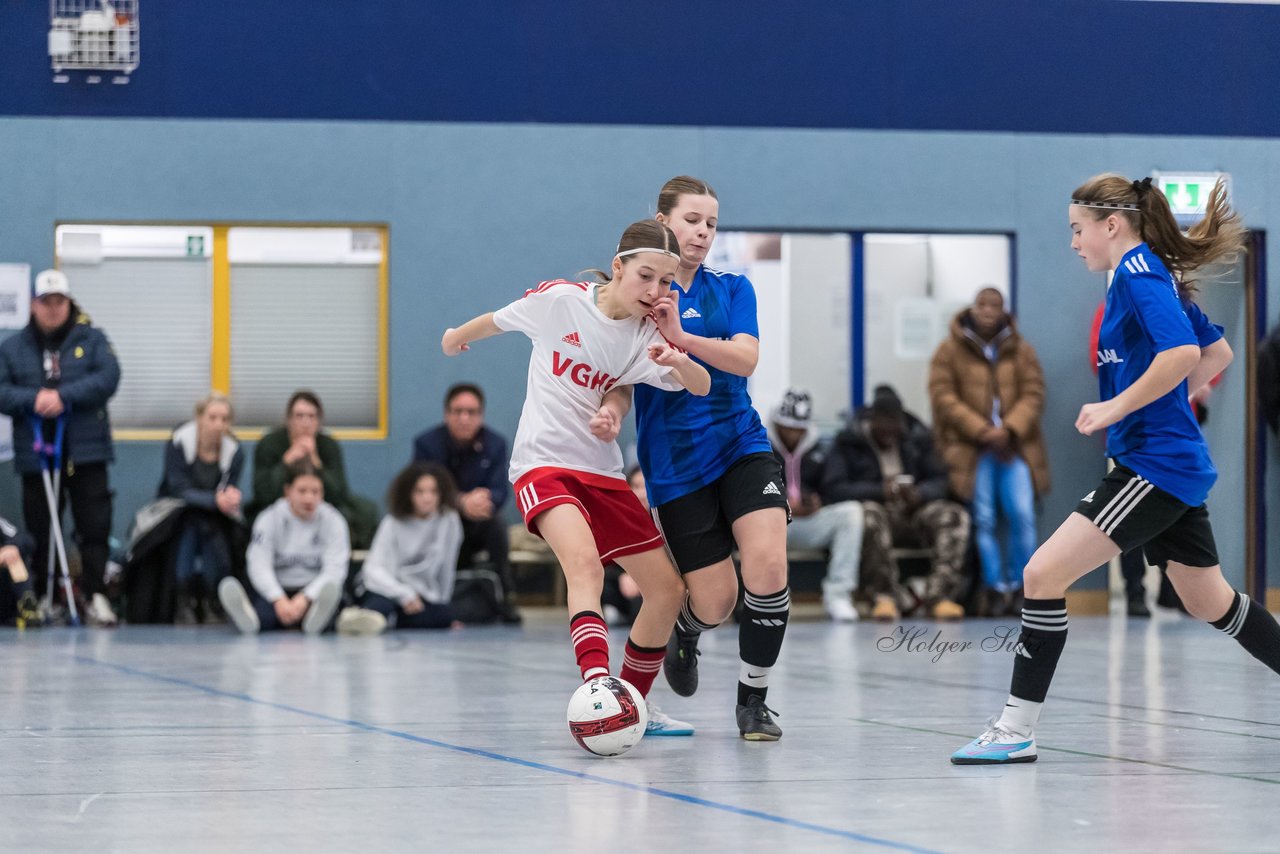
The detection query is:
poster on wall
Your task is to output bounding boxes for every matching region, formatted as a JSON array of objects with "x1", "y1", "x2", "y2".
[{"x1": 0, "y1": 264, "x2": 31, "y2": 330}]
